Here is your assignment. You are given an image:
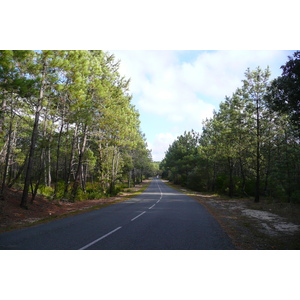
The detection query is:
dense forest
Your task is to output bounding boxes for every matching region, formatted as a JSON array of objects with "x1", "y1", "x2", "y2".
[
  {"x1": 160, "y1": 51, "x2": 300, "y2": 203},
  {"x1": 0, "y1": 50, "x2": 155, "y2": 209}
]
